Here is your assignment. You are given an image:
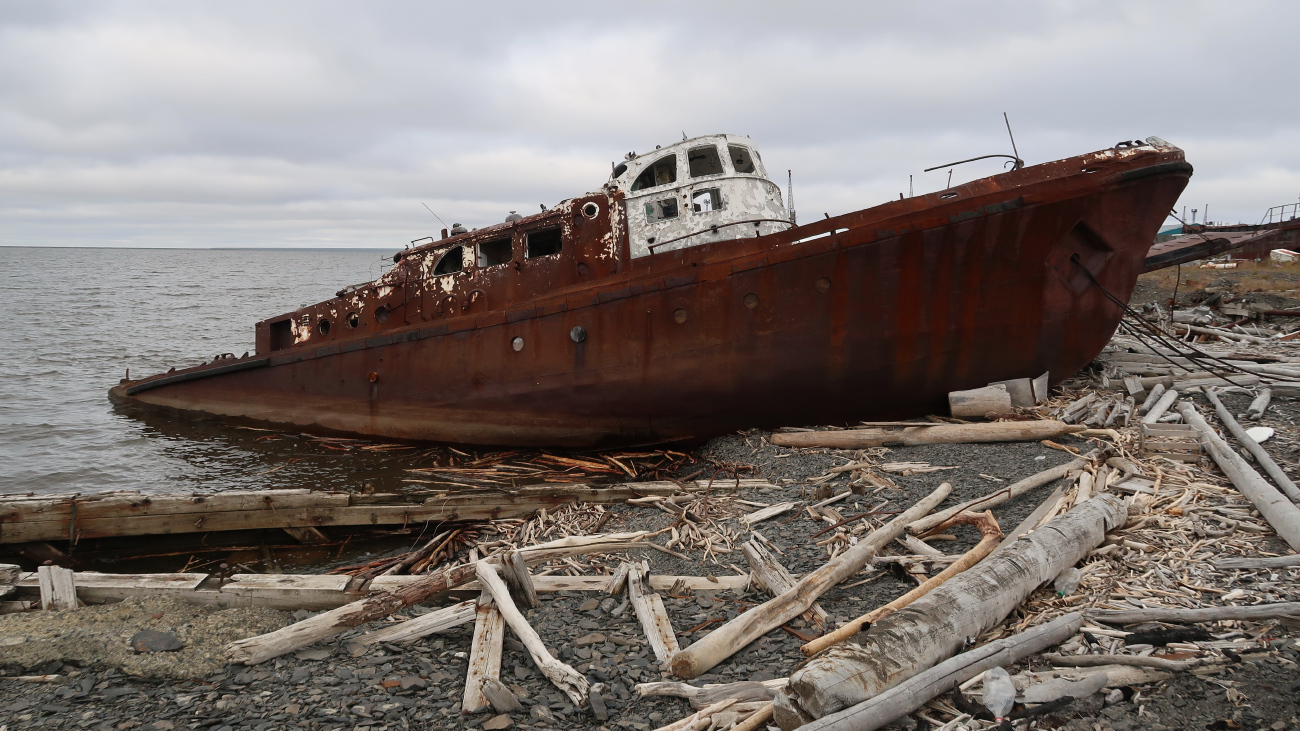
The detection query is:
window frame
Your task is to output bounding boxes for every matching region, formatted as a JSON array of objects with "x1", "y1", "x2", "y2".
[
  {"x1": 631, "y1": 154, "x2": 679, "y2": 191},
  {"x1": 476, "y1": 236, "x2": 513, "y2": 269},
  {"x1": 687, "y1": 145, "x2": 725, "y2": 178},
  {"x1": 524, "y1": 226, "x2": 564, "y2": 260}
]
